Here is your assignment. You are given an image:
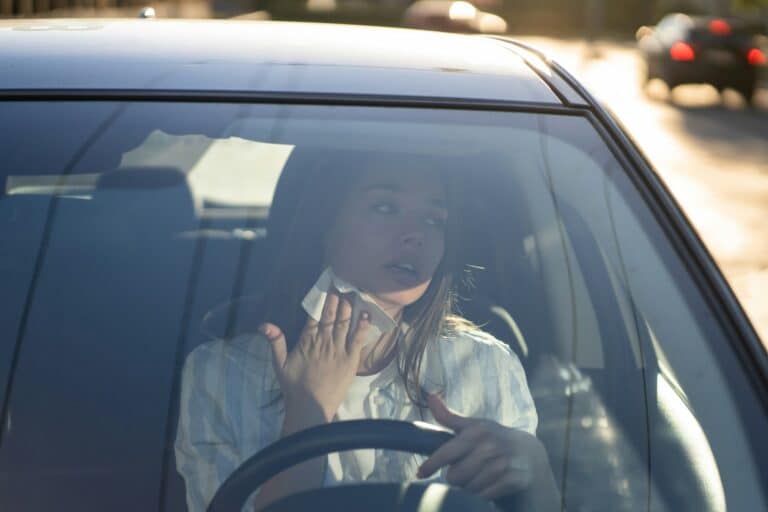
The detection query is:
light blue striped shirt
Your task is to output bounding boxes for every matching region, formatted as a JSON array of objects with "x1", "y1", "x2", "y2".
[{"x1": 175, "y1": 327, "x2": 538, "y2": 511}]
